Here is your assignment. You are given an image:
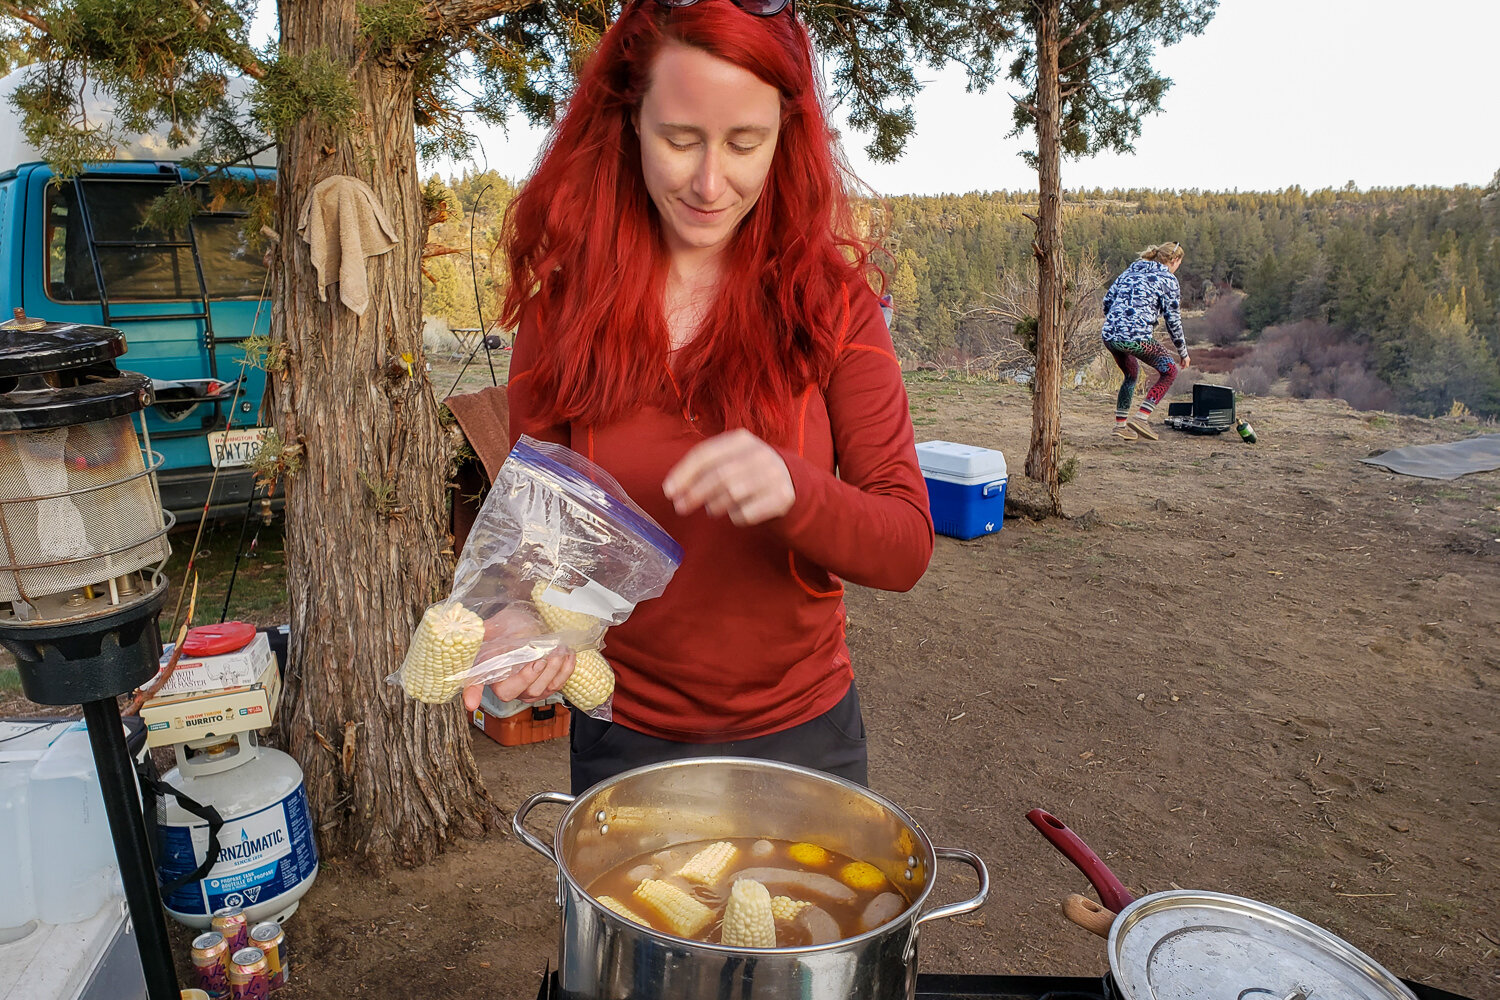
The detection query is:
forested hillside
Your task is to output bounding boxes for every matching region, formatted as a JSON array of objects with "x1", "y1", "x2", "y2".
[{"x1": 423, "y1": 173, "x2": 1500, "y2": 417}]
